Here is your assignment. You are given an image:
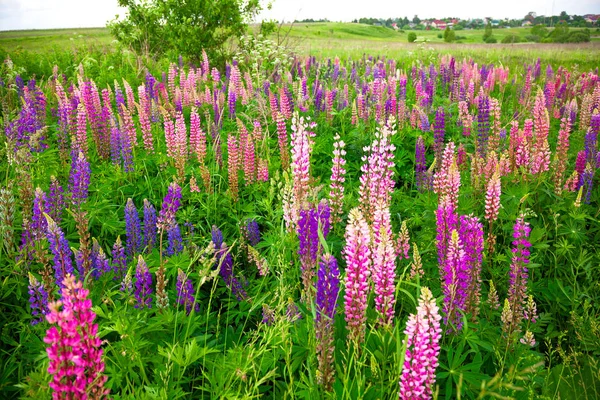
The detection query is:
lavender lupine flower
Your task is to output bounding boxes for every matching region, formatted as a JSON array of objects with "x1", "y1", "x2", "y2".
[
  {"x1": 111, "y1": 236, "x2": 126, "y2": 280},
  {"x1": 297, "y1": 201, "x2": 331, "y2": 300},
  {"x1": 442, "y1": 230, "x2": 469, "y2": 332},
  {"x1": 315, "y1": 254, "x2": 340, "y2": 391},
  {"x1": 211, "y1": 226, "x2": 247, "y2": 300},
  {"x1": 399, "y1": 287, "x2": 442, "y2": 400},
  {"x1": 176, "y1": 269, "x2": 199, "y2": 315},
  {"x1": 166, "y1": 223, "x2": 184, "y2": 256},
  {"x1": 134, "y1": 255, "x2": 153, "y2": 309},
  {"x1": 45, "y1": 215, "x2": 74, "y2": 289},
  {"x1": 143, "y1": 199, "x2": 157, "y2": 252},
  {"x1": 44, "y1": 274, "x2": 109, "y2": 398},
  {"x1": 69, "y1": 151, "x2": 91, "y2": 207},
  {"x1": 125, "y1": 199, "x2": 142, "y2": 257},
  {"x1": 415, "y1": 136, "x2": 429, "y2": 191},
  {"x1": 45, "y1": 176, "x2": 66, "y2": 224},
  {"x1": 433, "y1": 107, "x2": 445, "y2": 165},
  {"x1": 244, "y1": 219, "x2": 261, "y2": 246},
  {"x1": 90, "y1": 239, "x2": 111, "y2": 279},
  {"x1": 506, "y1": 217, "x2": 531, "y2": 334},
  {"x1": 459, "y1": 215, "x2": 484, "y2": 319},
  {"x1": 343, "y1": 208, "x2": 371, "y2": 346},
  {"x1": 28, "y1": 273, "x2": 49, "y2": 325},
  {"x1": 157, "y1": 182, "x2": 182, "y2": 231},
  {"x1": 476, "y1": 92, "x2": 490, "y2": 157},
  {"x1": 31, "y1": 187, "x2": 48, "y2": 241}
]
